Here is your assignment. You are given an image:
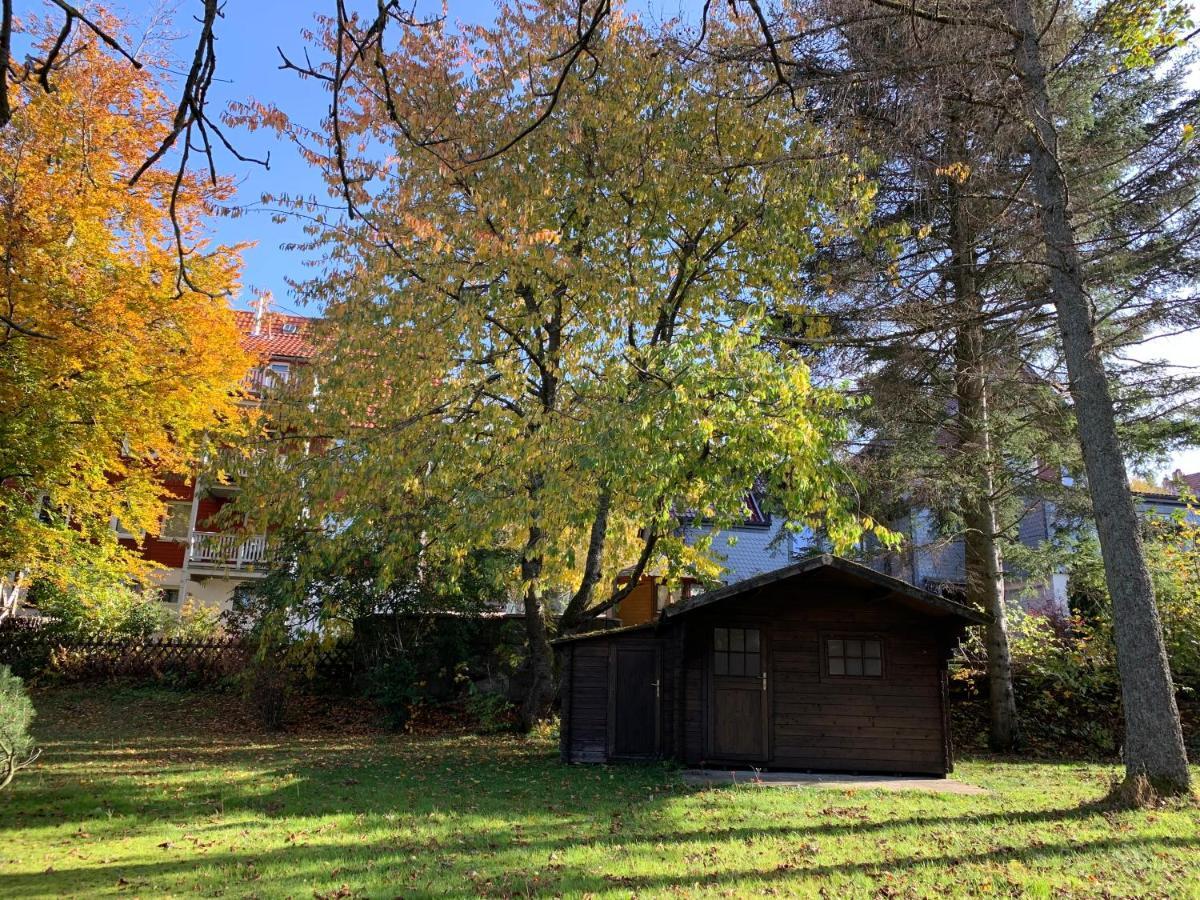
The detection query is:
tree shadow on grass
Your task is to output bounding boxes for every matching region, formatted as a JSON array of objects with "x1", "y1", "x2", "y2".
[
  {"x1": 0, "y1": 821, "x2": 1194, "y2": 898},
  {"x1": 6, "y1": 700, "x2": 1195, "y2": 897}
]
